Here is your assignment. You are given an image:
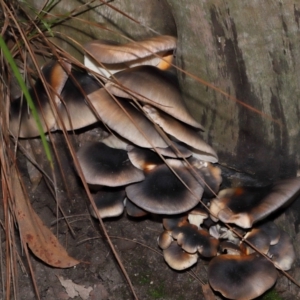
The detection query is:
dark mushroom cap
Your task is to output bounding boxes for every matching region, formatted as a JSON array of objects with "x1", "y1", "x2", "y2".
[
  {"x1": 240, "y1": 227, "x2": 271, "y2": 255},
  {"x1": 143, "y1": 105, "x2": 217, "y2": 162},
  {"x1": 210, "y1": 177, "x2": 300, "y2": 228},
  {"x1": 163, "y1": 241, "x2": 198, "y2": 270},
  {"x1": 10, "y1": 60, "x2": 70, "y2": 137},
  {"x1": 188, "y1": 158, "x2": 222, "y2": 197},
  {"x1": 267, "y1": 230, "x2": 296, "y2": 271},
  {"x1": 105, "y1": 66, "x2": 204, "y2": 129},
  {"x1": 208, "y1": 254, "x2": 278, "y2": 300},
  {"x1": 77, "y1": 142, "x2": 145, "y2": 187},
  {"x1": 53, "y1": 70, "x2": 102, "y2": 131},
  {"x1": 163, "y1": 215, "x2": 188, "y2": 231},
  {"x1": 87, "y1": 89, "x2": 168, "y2": 148},
  {"x1": 257, "y1": 221, "x2": 281, "y2": 245},
  {"x1": 127, "y1": 145, "x2": 164, "y2": 171},
  {"x1": 125, "y1": 159, "x2": 204, "y2": 214},
  {"x1": 172, "y1": 224, "x2": 219, "y2": 256},
  {"x1": 89, "y1": 188, "x2": 125, "y2": 218},
  {"x1": 124, "y1": 198, "x2": 148, "y2": 218}
]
